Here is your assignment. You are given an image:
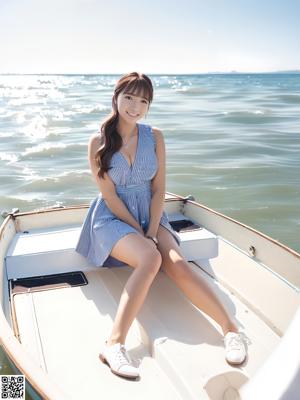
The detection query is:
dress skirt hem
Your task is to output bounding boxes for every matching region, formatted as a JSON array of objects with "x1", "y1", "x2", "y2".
[{"x1": 75, "y1": 199, "x2": 180, "y2": 268}]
